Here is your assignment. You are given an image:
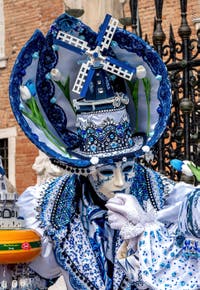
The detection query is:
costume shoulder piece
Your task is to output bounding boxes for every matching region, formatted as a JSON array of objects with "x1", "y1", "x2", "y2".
[
  {"x1": 131, "y1": 163, "x2": 175, "y2": 211},
  {"x1": 9, "y1": 13, "x2": 171, "y2": 169},
  {"x1": 39, "y1": 174, "x2": 78, "y2": 236}
]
